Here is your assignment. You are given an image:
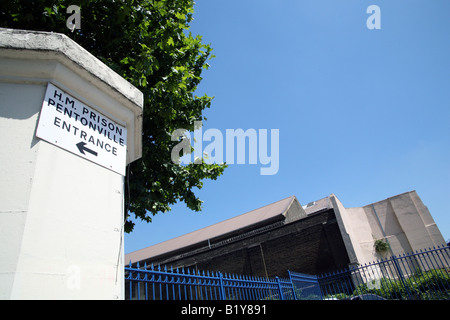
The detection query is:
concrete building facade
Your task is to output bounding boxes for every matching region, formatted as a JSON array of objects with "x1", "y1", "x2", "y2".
[
  {"x1": 126, "y1": 191, "x2": 446, "y2": 278},
  {"x1": 332, "y1": 191, "x2": 446, "y2": 266}
]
